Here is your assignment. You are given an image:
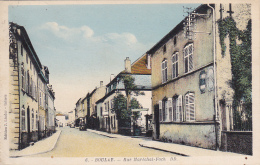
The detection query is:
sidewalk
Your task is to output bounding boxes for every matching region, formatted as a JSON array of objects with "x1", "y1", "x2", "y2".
[
  {"x1": 87, "y1": 129, "x2": 131, "y2": 139},
  {"x1": 9, "y1": 130, "x2": 62, "y2": 158},
  {"x1": 139, "y1": 140, "x2": 245, "y2": 156},
  {"x1": 88, "y1": 129, "x2": 244, "y2": 157}
]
